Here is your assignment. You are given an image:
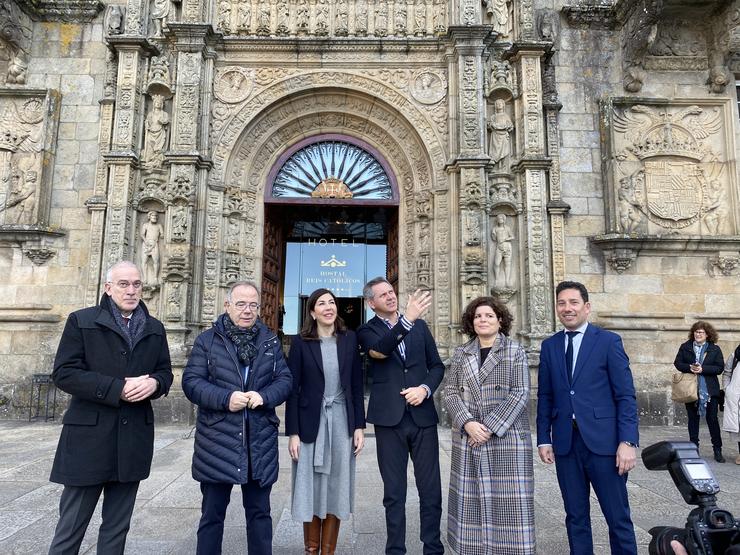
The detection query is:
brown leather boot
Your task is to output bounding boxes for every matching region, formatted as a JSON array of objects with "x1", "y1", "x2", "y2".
[
  {"x1": 303, "y1": 516, "x2": 321, "y2": 554},
  {"x1": 320, "y1": 514, "x2": 340, "y2": 555}
]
